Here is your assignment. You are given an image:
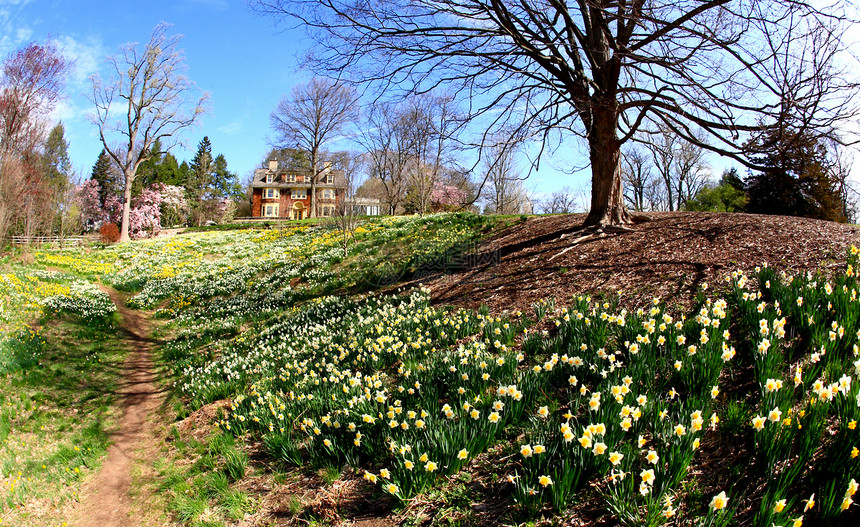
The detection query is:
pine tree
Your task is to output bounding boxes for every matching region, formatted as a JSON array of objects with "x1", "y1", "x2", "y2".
[
  {"x1": 744, "y1": 128, "x2": 845, "y2": 222},
  {"x1": 186, "y1": 137, "x2": 214, "y2": 225},
  {"x1": 211, "y1": 154, "x2": 242, "y2": 201},
  {"x1": 133, "y1": 138, "x2": 164, "y2": 193},
  {"x1": 90, "y1": 149, "x2": 121, "y2": 206},
  {"x1": 157, "y1": 152, "x2": 184, "y2": 186},
  {"x1": 42, "y1": 123, "x2": 71, "y2": 182}
]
